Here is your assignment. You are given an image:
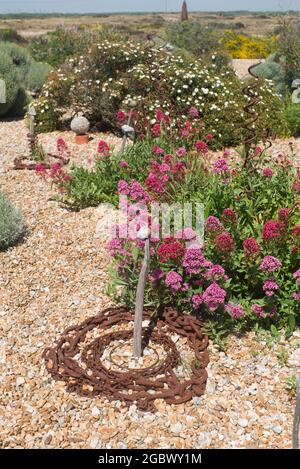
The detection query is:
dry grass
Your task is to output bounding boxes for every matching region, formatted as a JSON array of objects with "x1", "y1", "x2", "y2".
[{"x1": 1, "y1": 12, "x2": 299, "y2": 38}]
